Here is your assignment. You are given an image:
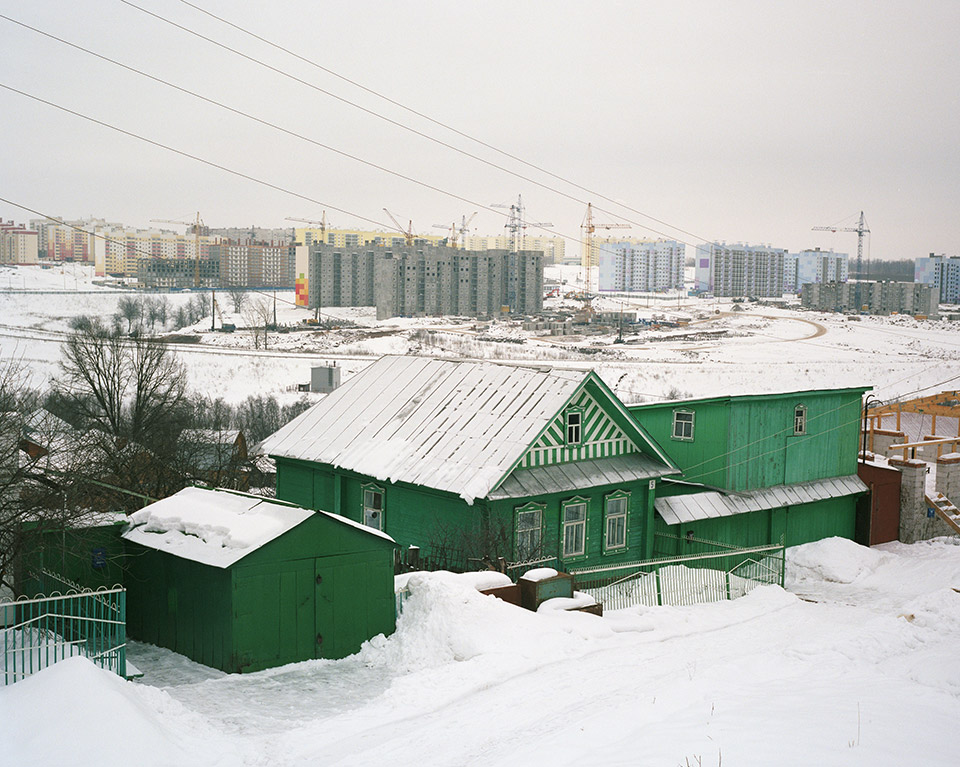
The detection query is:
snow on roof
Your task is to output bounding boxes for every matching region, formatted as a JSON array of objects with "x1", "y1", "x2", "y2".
[
  {"x1": 260, "y1": 356, "x2": 591, "y2": 504},
  {"x1": 122, "y1": 487, "x2": 314, "y2": 568}
]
